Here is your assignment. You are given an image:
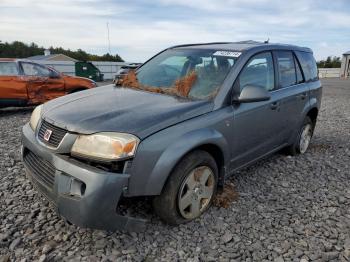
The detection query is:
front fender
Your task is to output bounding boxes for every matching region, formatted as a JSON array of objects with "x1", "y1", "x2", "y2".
[{"x1": 127, "y1": 127, "x2": 230, "y2": 196}]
